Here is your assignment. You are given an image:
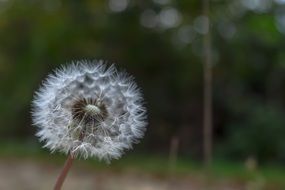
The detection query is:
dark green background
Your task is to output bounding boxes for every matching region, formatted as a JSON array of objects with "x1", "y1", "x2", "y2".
[{"x1": 1, "y1": 0, "x2": 285, "y2": 165}]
